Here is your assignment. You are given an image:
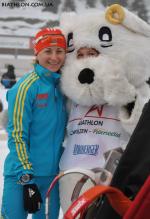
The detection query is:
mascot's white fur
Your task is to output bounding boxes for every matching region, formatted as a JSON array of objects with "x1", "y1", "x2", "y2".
[{"x1": 59, "y1": 4, "x2": 150, "y2": 213}]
